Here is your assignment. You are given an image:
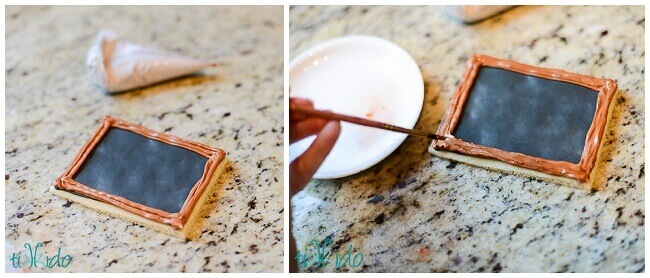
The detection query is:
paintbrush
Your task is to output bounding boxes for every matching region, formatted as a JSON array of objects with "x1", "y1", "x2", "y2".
[{"x1": 289, "y1": 100, "x2": 446, "y2": 140}]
